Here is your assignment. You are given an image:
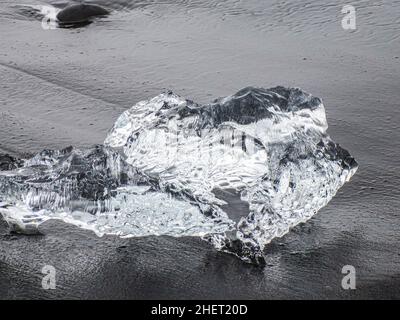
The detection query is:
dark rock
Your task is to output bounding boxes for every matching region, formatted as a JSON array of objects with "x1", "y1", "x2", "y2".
[{"x1": 56, "y1": 4, "x2": 109, "y2": 24}]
